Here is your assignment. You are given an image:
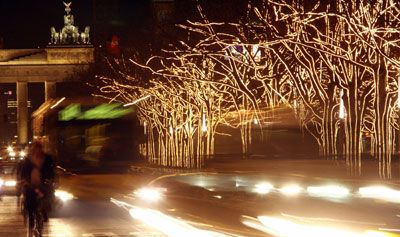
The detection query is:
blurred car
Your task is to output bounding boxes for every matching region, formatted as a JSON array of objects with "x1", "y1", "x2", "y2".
[
  {"x1": 0, "y1": 162, "x2": 18, "y2": 195},
  {"x1": 0, "y1": 145, "x2": 27, "y2": 162}
]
